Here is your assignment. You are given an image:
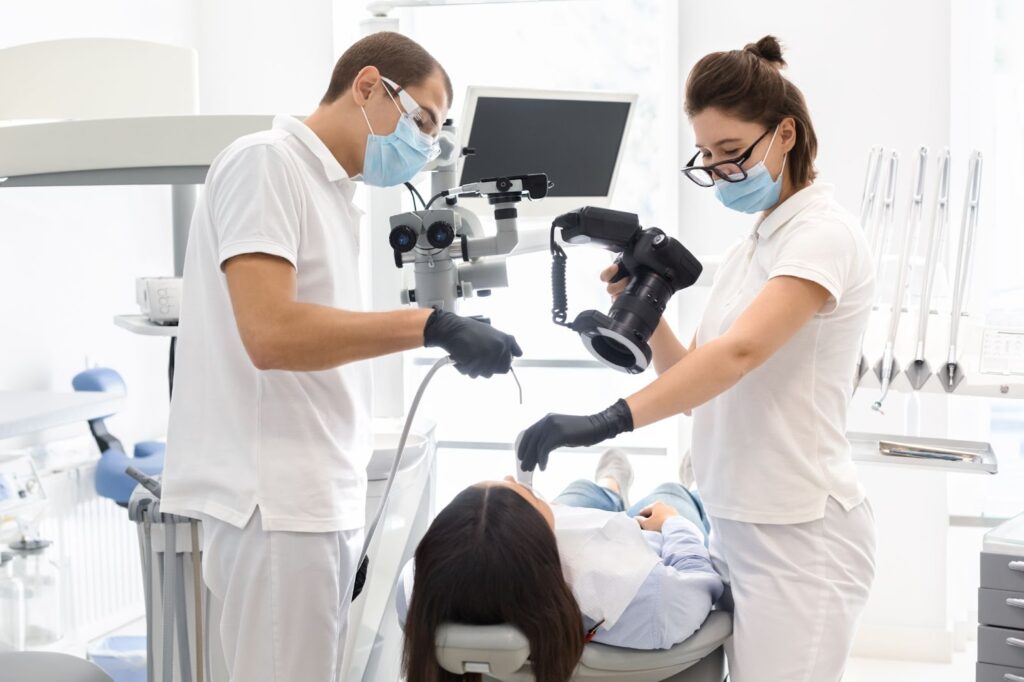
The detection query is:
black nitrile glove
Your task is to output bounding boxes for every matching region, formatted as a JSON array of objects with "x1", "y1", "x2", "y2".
[
  {"x1": 515, "y1": 399, "x2": 634, "y2": 472},
  {"x1": 423, "y1": 308, "x2": 523, "y2": 378}
]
